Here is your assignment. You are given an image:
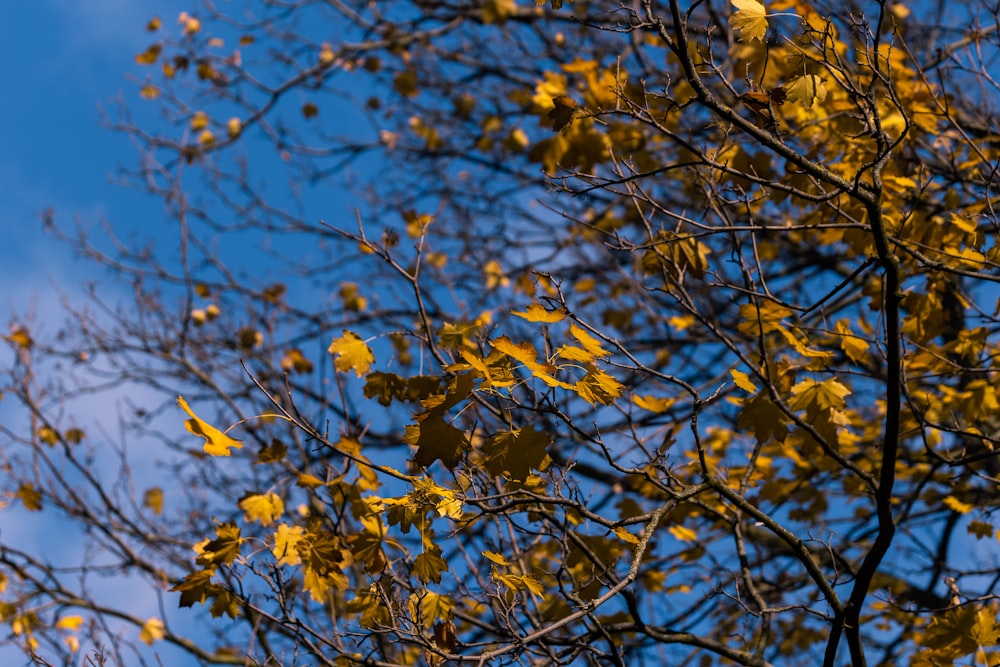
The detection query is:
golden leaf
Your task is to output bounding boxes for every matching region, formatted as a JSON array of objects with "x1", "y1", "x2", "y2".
[
  {"x1": 239, "y1": 492, "x2": 284, "y2": 526},
  {"x1": 730, "y1": 369, "x2": 759, "y2": 394},
  {"x1": 328, "y1": 331, "x2": 375, "y2": 377},
  {"x1": 731, "y1": 0, "x2": 768, "y2": 42},
  {"x1": 177, "y1": 396, "x2": 243, "y2": 457},
  {"x1": 272, "y1": 523, "x2": 306, "y2": 566},
  {"x1": 512, "y1": 303, "x2": 566, "y2": 323},
  {"x1": 785, "y1": 74, "x2": 828, "y2": 109}
]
